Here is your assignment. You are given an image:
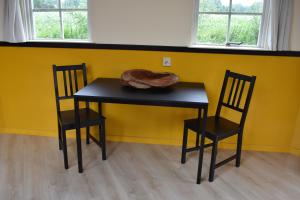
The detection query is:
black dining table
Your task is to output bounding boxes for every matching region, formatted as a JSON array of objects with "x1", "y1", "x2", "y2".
[{"x1": 74, "y1": 78, "x2": 209, "y2": 183}]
